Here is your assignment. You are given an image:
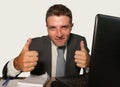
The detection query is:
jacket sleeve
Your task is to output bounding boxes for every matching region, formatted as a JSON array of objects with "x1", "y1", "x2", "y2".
[
  {"x1": 2, "y1": 62, "x2": 9, "y2": 79},
  {"x1": 2, "y1": 61, "x2": 21, "y2": 79}
]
